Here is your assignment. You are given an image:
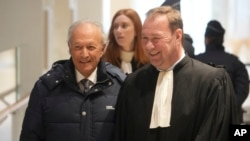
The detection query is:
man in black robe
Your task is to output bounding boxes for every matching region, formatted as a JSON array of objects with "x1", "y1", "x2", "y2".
[{"x1": 114, "y1": 6, "x2": 240, "y2": 141}]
